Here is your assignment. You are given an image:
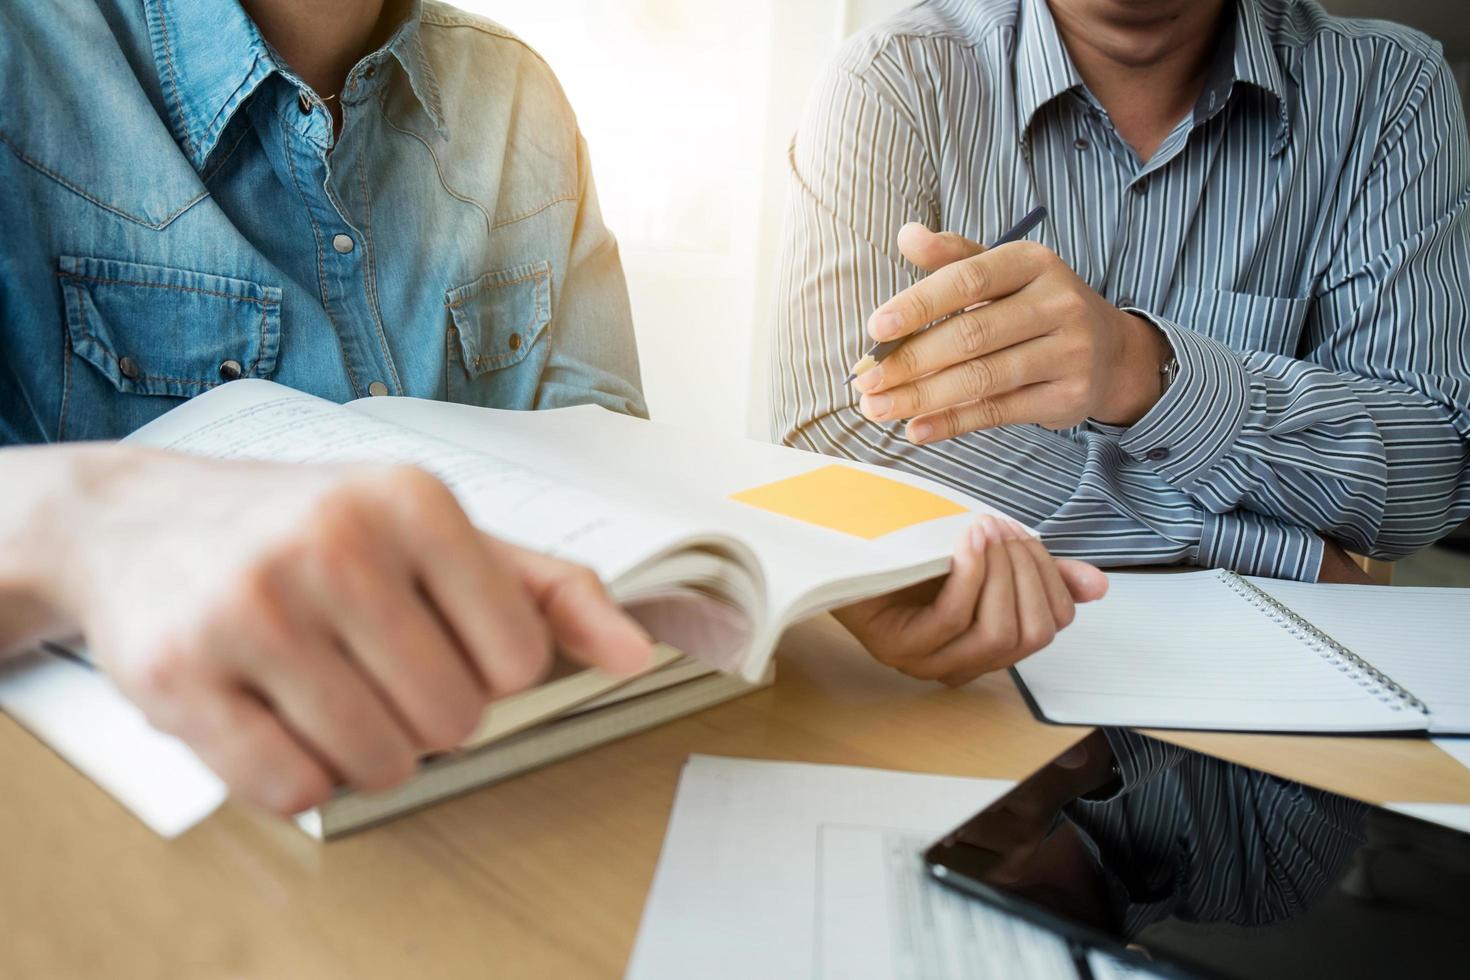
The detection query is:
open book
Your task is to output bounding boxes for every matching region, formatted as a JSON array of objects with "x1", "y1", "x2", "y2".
[
  {"x1": 102, "y1": 379, "x2": 1007, "y2": 835},
  {"x1": 1013, "y1": 569, "x2": 1470, "y2": 734}
]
